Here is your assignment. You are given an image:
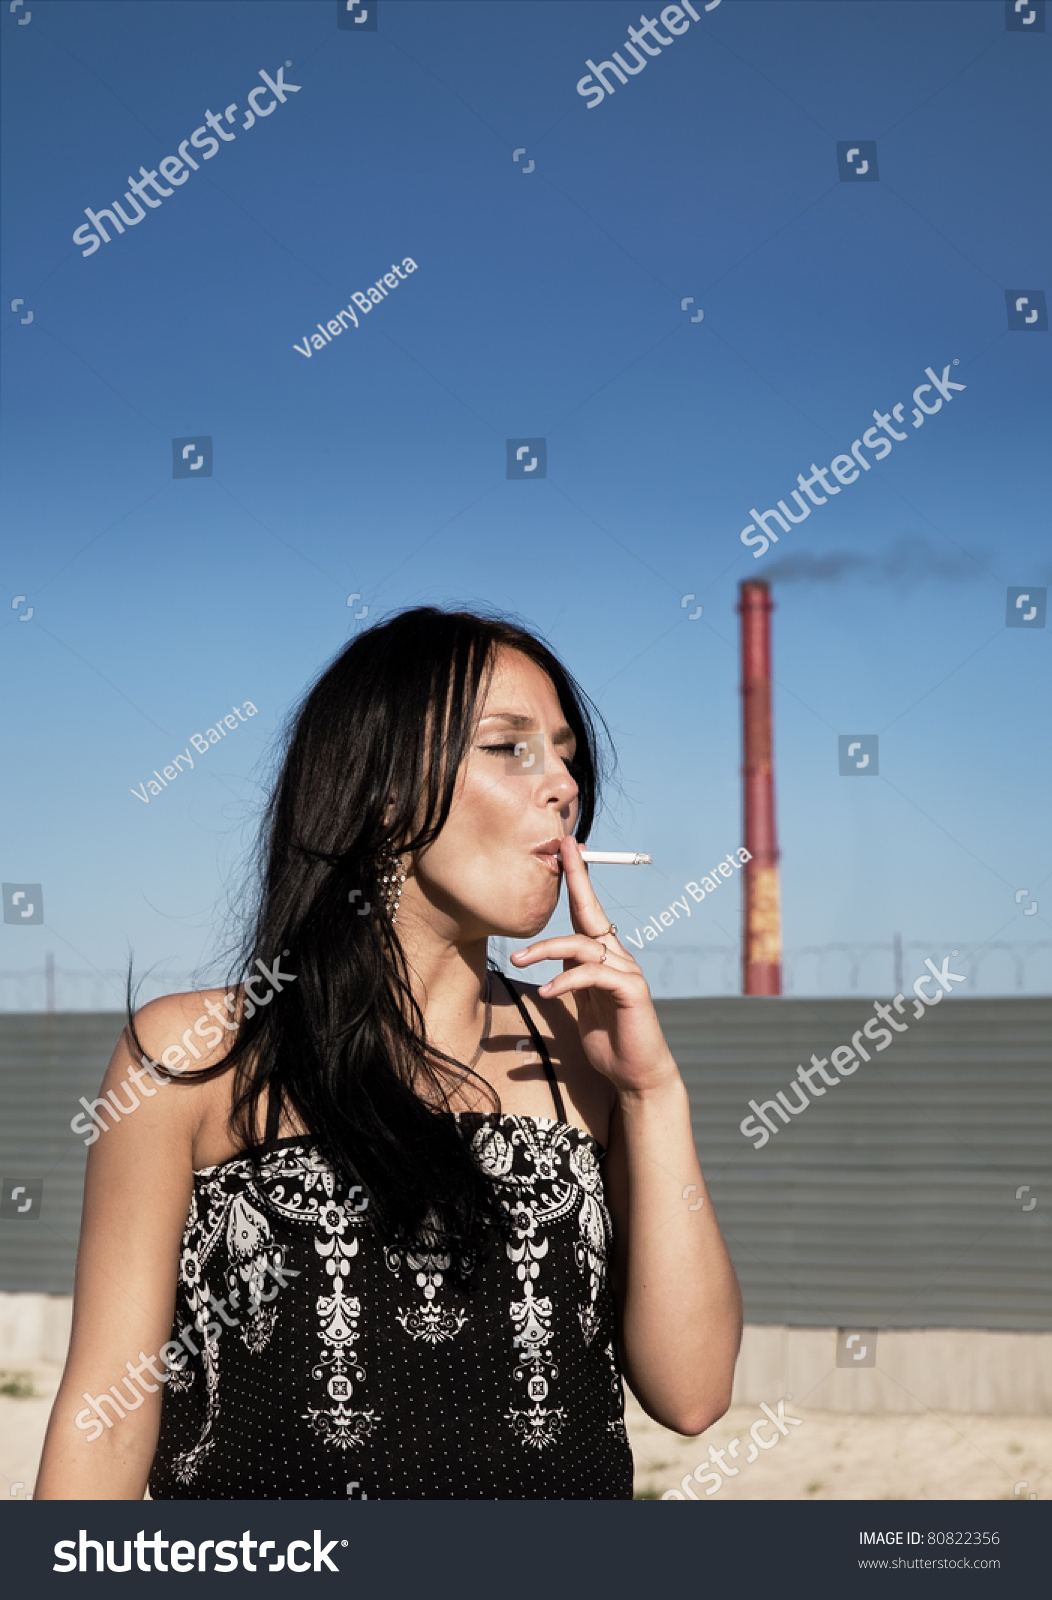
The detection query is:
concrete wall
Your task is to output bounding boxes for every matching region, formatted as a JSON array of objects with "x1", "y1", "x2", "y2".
[
  {"x1": 0, "y1": 1292, "x2": 74, "y2": 1368},
  {"x1": 3, "y1": 1293, "x2": 1049, "y2": 1416},
  {"x1": 729, "y1": 1323, "x2": 1052, "y2": 1416}
]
